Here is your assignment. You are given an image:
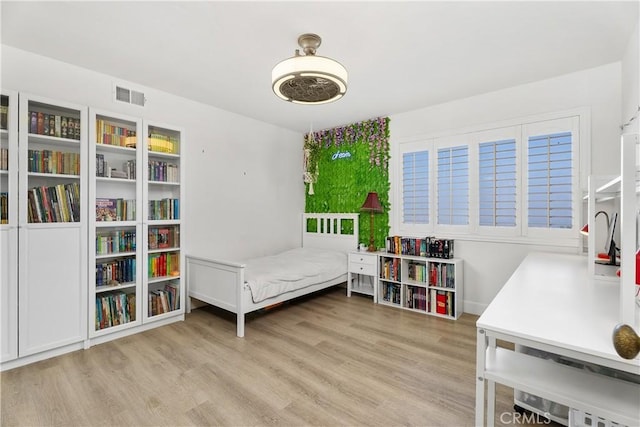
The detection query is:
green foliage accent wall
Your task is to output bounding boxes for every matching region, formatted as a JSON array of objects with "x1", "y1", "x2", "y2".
[{"x1": 304, "y1": 117, "x2": 390, "y2": 250}]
